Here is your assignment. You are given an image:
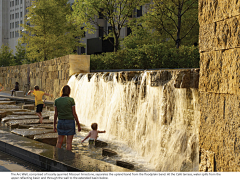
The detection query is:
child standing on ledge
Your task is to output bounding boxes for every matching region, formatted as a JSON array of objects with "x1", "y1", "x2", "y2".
[
  {"x1": 81, "y1": 123, "x2": 106, "y2": 145},
  {"x1": 27, "y1": 85, "x2": 51, "y2": 123}
]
